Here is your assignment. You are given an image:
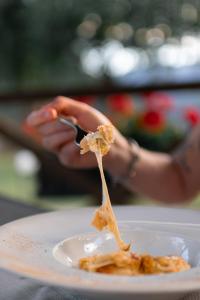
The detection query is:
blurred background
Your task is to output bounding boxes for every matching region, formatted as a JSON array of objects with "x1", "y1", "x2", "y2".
[{"x1": 1, "y1": 0, "x2": 200, "y2": 215}]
